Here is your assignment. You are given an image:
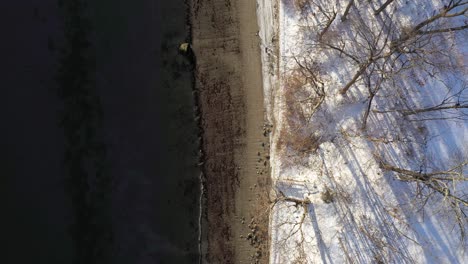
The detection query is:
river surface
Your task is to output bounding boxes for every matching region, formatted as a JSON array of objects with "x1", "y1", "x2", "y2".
[
  {"x1": 92, "y1": 1, "x2": 200, "y2": 263},
  {"x1": 2, "y1": 1, "x2": 200, "y2": 263}
]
